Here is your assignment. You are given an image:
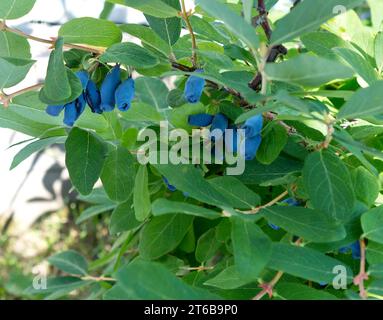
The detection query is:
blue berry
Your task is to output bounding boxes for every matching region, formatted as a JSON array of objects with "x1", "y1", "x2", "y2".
[
  {"x1": 115, "y1": 77, "x2": 135, "y2": 112},
  {"x1": 184, "y1": 69, "x2": 205, "y2": 103},
  {"x1": 100, "y1": 65, "x2": 121, "y2": 112}
]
